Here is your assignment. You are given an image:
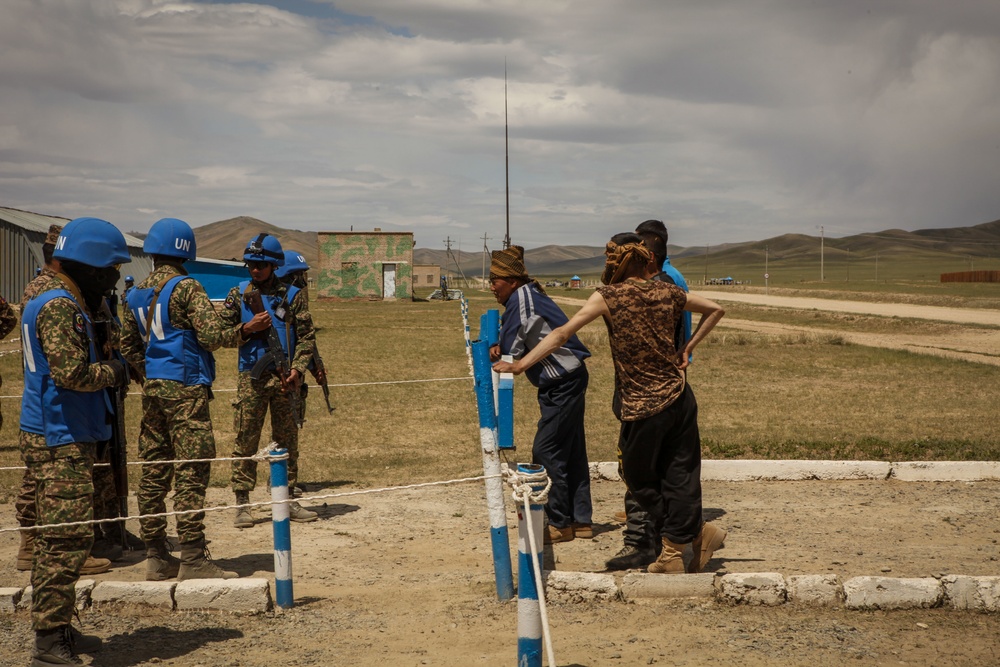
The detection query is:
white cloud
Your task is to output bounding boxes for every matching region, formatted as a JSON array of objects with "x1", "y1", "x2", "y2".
[{"x1": 0, "y1": 0, "x2": 998, "y2": 247}]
